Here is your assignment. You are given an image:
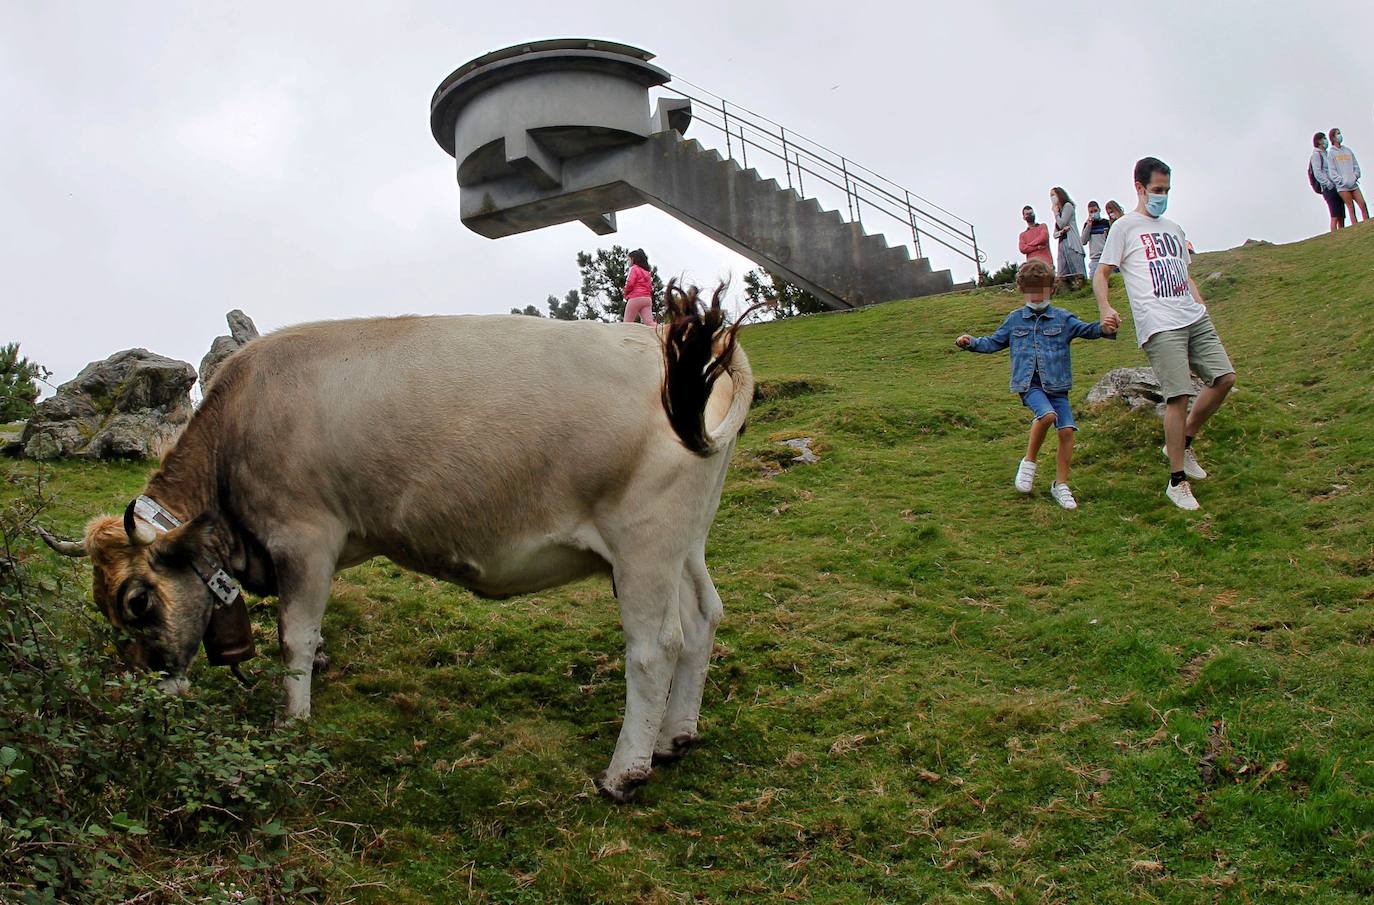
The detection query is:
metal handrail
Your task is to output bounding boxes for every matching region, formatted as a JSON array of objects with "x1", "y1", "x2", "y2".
[{"x1": 659, "y1": 77, "x2": 984, "y2": 277}]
